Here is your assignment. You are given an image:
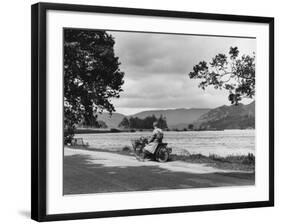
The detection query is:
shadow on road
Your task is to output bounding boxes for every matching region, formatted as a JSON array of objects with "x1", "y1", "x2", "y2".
[{"x1": 63, "y1": 154, "x2": 255, "y2": 195}]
